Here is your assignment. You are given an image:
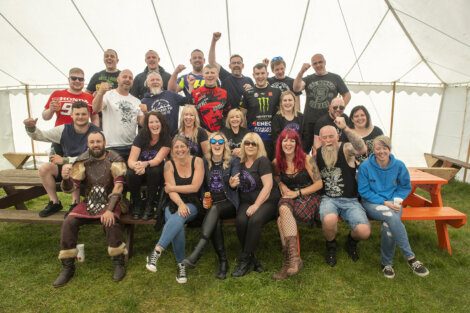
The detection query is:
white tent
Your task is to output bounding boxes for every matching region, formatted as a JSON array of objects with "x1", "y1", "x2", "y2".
[{"x1": 1, "y1": 0, "x2": 469, "y2": 181}]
